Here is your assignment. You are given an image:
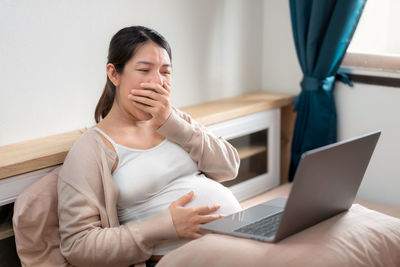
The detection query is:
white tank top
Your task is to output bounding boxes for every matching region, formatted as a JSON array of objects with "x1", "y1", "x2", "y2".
[{"x1": 94, "y1": 127, "x2": 241, "y2": 255}]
